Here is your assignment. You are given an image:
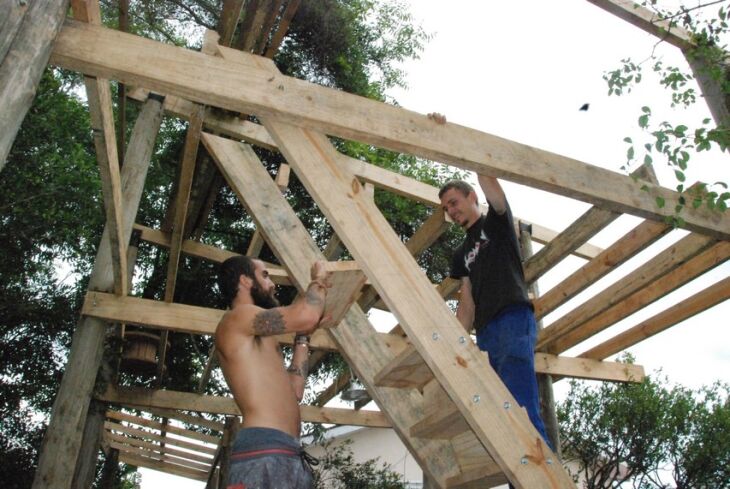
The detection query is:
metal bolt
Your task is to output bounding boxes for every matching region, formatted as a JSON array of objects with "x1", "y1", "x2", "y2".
[
  {"x1": 432, "y1": 332, "x2": 440, "y2": 340},
  {"x1": 520, "y1": 457, "x2": 528, "y2": 465},
  {"x1": 546, "y1": 458, "x2": 553, "y2": 465},
  {"x1": 472, "y1": 394, "x2": 480, "y2": 403},
  {"x1": 458, "y1": 336, "x2": 466, "y2": 344},
  {"x1": 503, "y1": 401, "x2": 511, "y2": 410}
]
